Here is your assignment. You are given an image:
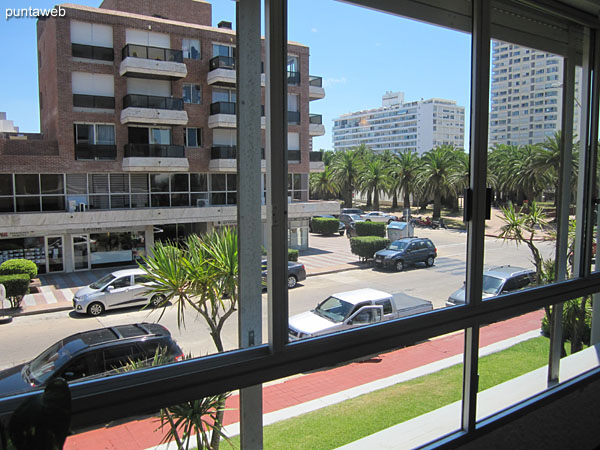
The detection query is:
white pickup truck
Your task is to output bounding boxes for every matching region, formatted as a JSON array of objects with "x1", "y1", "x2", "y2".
[{"x1": 288, "y1": 288, "x2": 433, "y2": 340}]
